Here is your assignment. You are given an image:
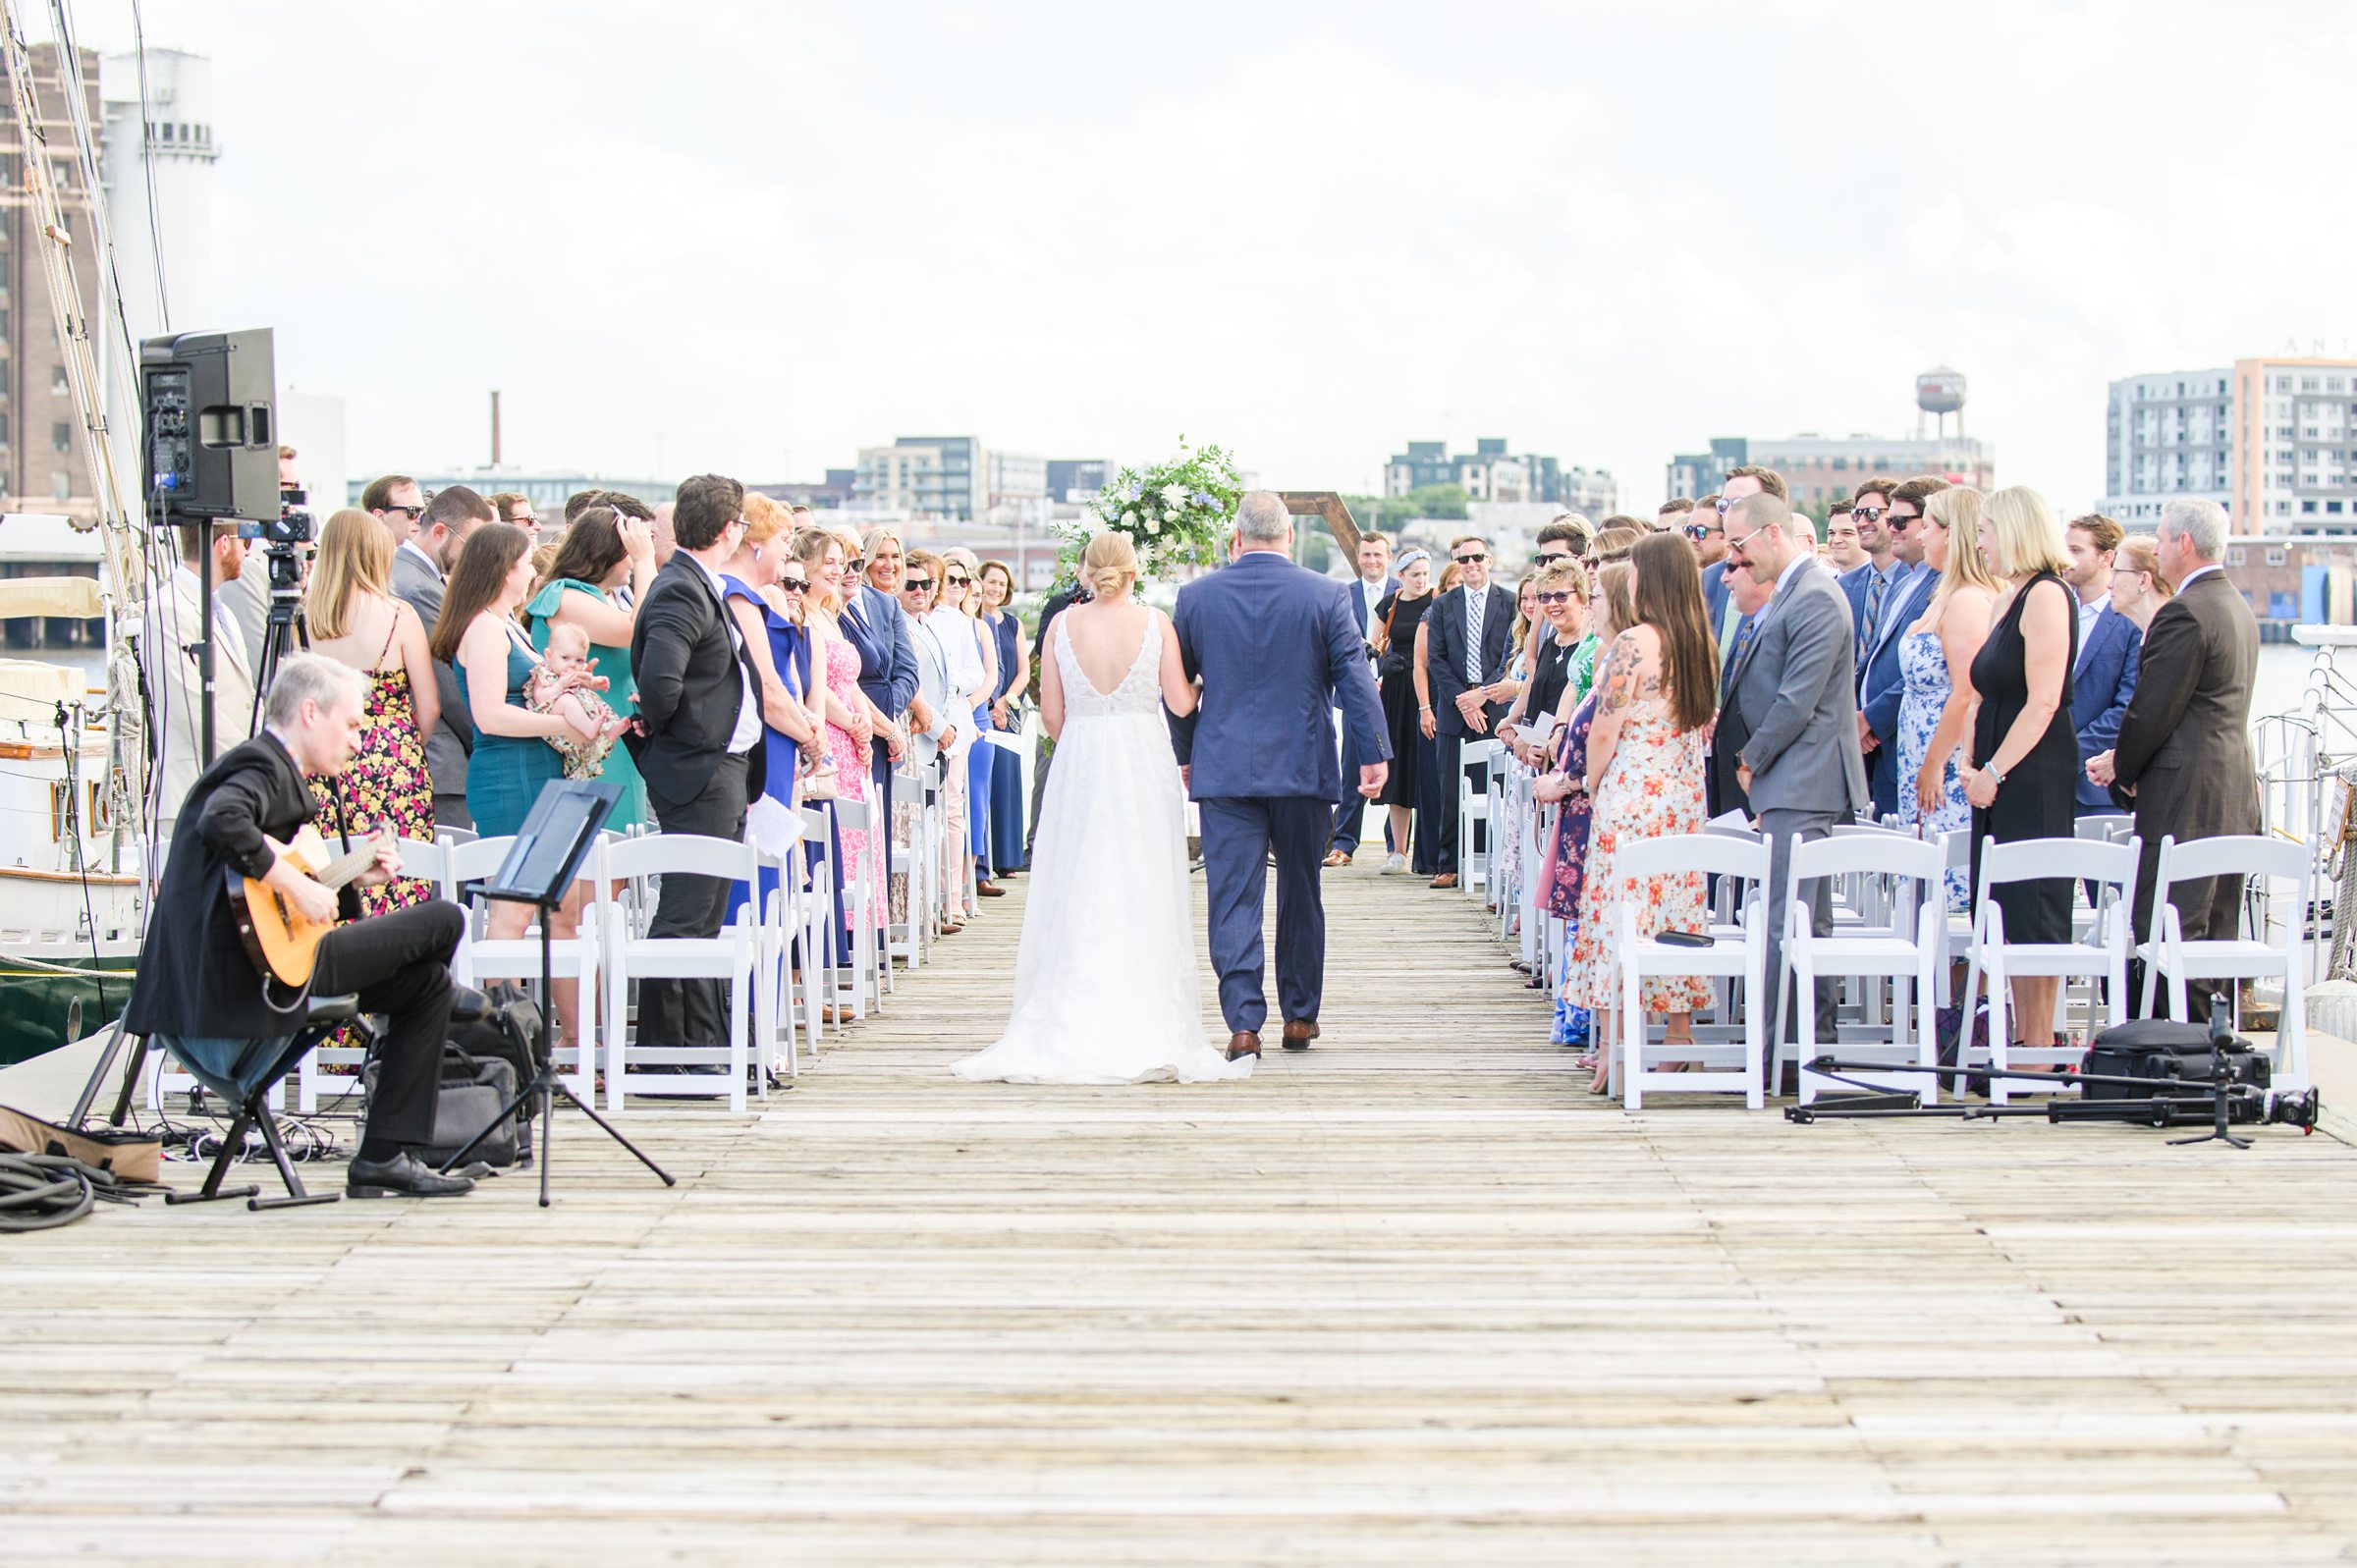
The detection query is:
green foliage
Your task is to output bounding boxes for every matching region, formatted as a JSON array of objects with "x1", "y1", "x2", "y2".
[{"x1": 1055, "y1": 437, "x2": 1243, "y2": 587}]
